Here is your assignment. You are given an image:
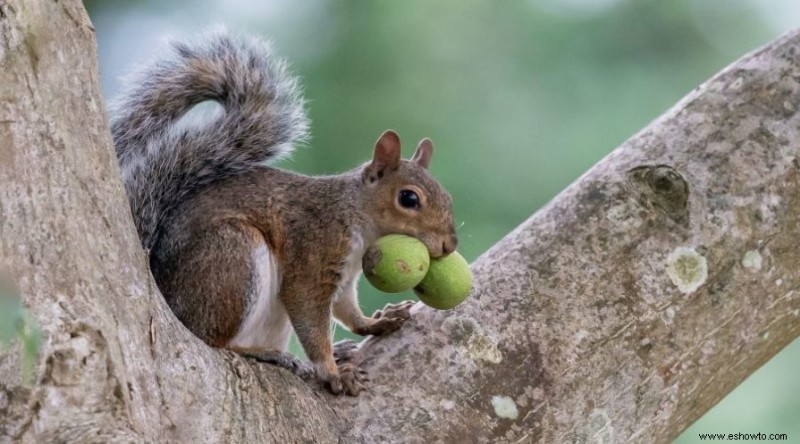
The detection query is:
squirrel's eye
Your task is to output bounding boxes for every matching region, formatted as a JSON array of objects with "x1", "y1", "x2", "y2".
[{"x1": 398, "y1": 189, "x2": 420, "y2": 209}]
